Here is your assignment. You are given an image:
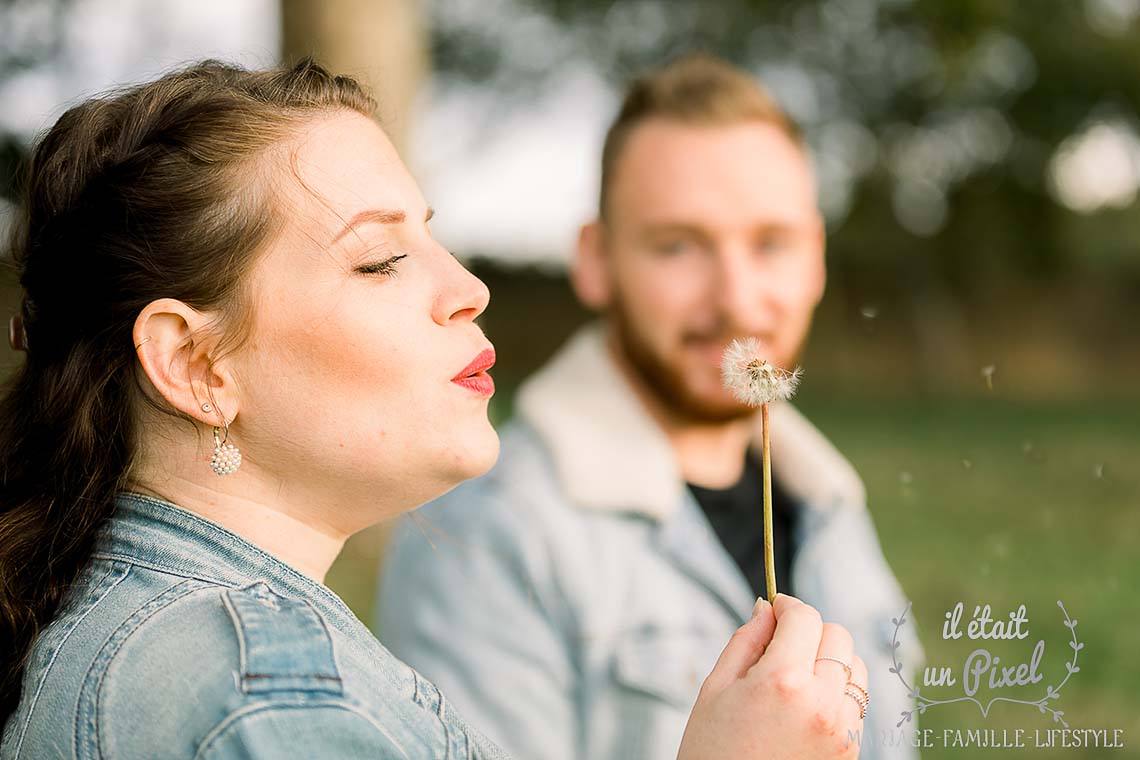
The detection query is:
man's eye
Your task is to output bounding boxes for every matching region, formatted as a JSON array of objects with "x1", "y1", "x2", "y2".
[
  {"x1": 355, "y1": 254, "x2": 408, "y2": 277},
  {"x1": 656, "y1": 239, "x2": 694, "y2": 256},
  {"x1": 758, "y1": 235, "x2": 793, "y2": 255}
]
